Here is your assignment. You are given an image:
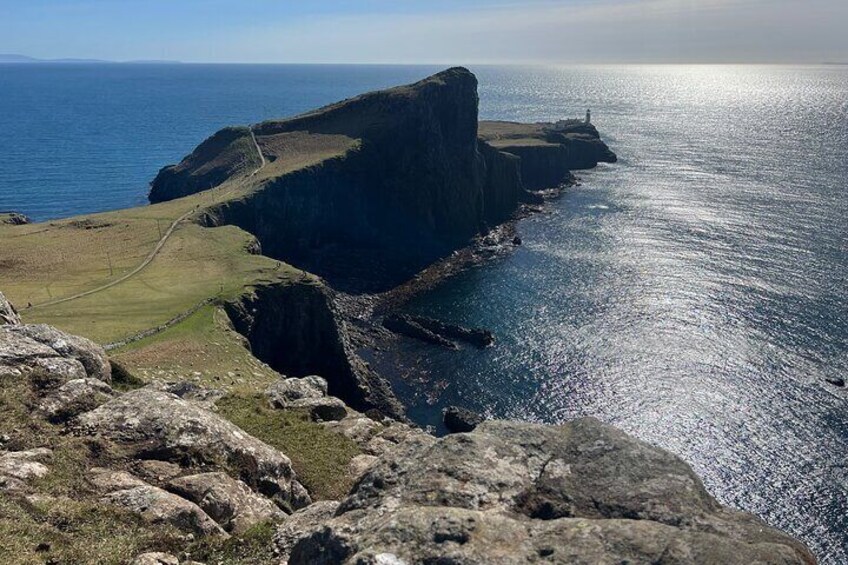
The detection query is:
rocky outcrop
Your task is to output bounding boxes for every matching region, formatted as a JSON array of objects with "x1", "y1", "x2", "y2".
[
  {"x1": 168, "y1": 472, "x2": 285, "y2": 534},
  {"x1": 38, "y1": 377, "x2": 116, "y2": 422},
  {"x1": 1, "y1": 323, "x2": 111, "y2": 383},
  {"x1": 384, "y1": 314, "x2": 494, "y2": 349},
  {"x1": 0, "y1": 448, "x2": 52, "y2": 483},
  {"x1": 287, "y1": 419, "x2": 814, "y2": 564},
  {"x1": 442, "y1": 405, "x2": 485, "y2": 433},
  {"x1": 103, "y1": 484, "x2": 228, "y2": 538},
  {"x1": 266, "y1": 375, "x2": 348, "y2": 422},
  {"x1": 2, "y1": 323, "x2": 111, "y2": 382},
  {"x1": 0, "y1": 291, "x2": 21, "y2": 325},
  {"x1": 479, "y1": 120, "x2": 617, "y2": 190},
  {"x1": 225, "y1": 282, "x2": 404, "y2": 420},
  {"x1": 0, "y1": 212, "x2": 30, "y2": 226},
  {"x1": 77, "y1": 388, "x2": 311, "y2": 511}
]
